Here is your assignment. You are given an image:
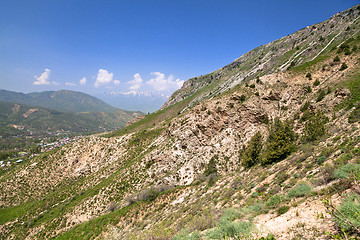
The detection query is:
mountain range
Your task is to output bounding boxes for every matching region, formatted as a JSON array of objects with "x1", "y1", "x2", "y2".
[
  {"x1": 1, "y1": 4, "x2": 360, "y2": 240},
  {"x1": 0, "y1": 90, "x2": 143, "y2": 139},
  {"x1": 0, "y1": 89, "x2": 120, "y2": 113}
]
